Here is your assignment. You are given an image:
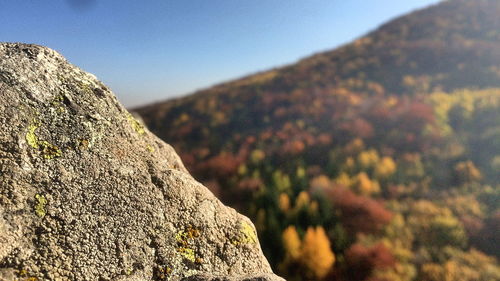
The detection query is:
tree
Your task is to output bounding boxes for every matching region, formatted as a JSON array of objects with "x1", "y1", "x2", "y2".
[
  {"x1": 358, "y1": 149, "x2": 380, "y2": 170},
  {"x1": 354, "y1": 172, "x2": 381, "y2": 195},
  {"x1": 300, "y1": 226, "x2": 335, "y2": 279},
  {"x1": 345, "y1": 243, "x2": 396, "y2": 281},
  {"x1": 279, "y1": 193, "x2": 291, "y2": 213},
  {"x1": 375, "y1": 156, "x2": 397, "y2": 179},
  {"x1": 328, "y1": 188, "x2": 393, "y2": 233},
  {"x1": 282, "y1": 225, "x2": 301, "y2": 260}
]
